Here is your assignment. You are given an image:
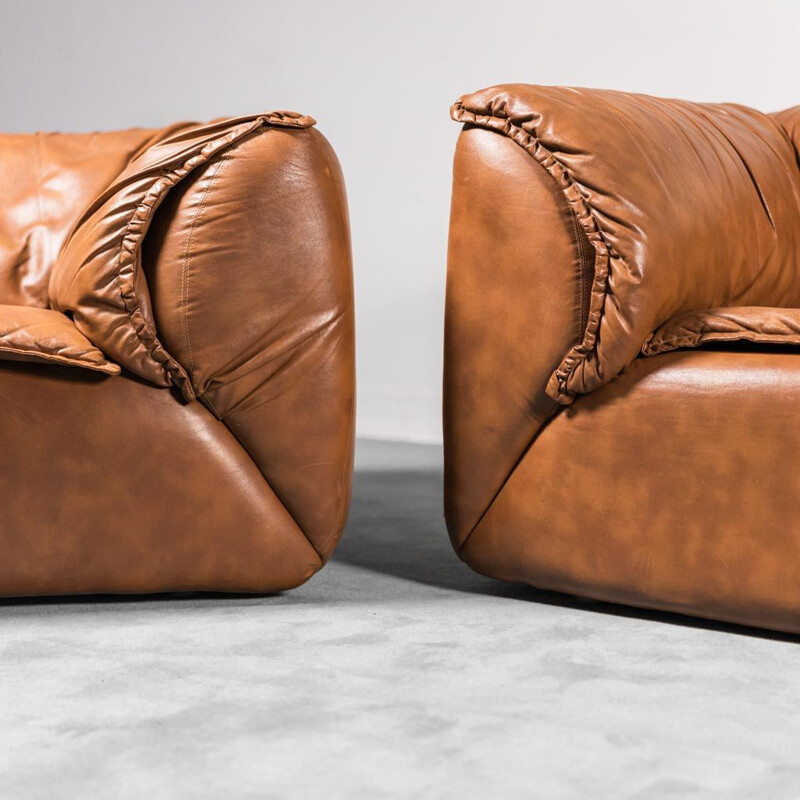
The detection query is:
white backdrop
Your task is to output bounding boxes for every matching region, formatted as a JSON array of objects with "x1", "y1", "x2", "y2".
[{"x1": 3, "y1": 0, "x2": 798, "y2": 441}]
